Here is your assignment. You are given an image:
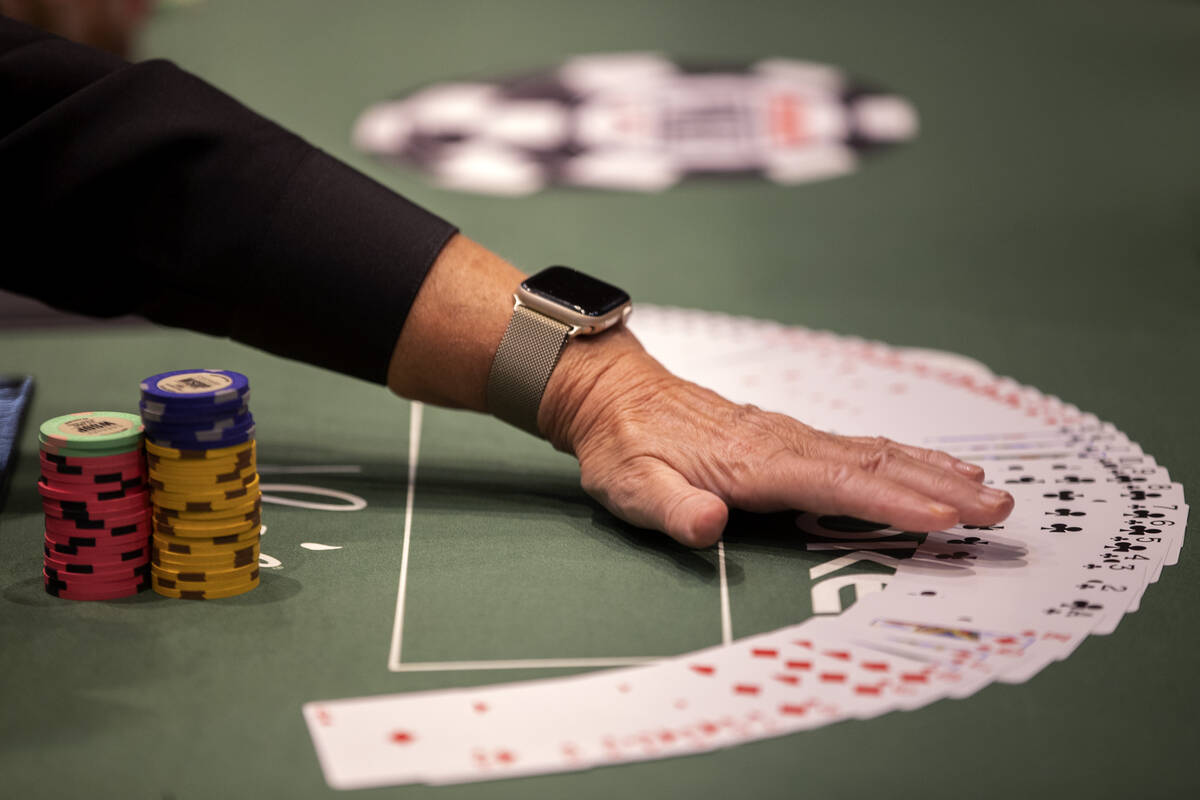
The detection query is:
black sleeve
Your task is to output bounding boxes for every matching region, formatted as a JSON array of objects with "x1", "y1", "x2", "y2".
[{"x1": 0, "y1": 15, "x2": 458, "y2": 385}]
